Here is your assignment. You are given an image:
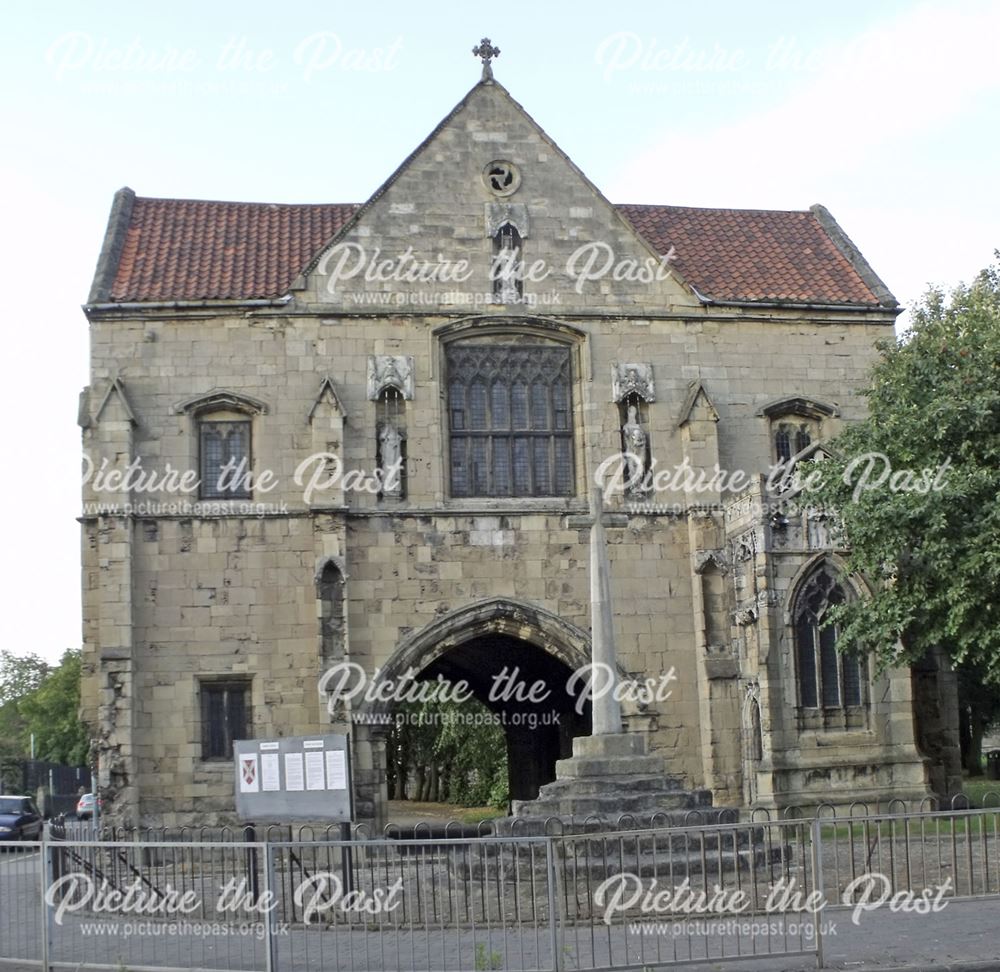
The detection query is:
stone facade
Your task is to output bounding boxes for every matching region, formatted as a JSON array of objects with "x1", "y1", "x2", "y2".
[{"x1": 80, "y1": 73, "x2": 943, "y2": 829}]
